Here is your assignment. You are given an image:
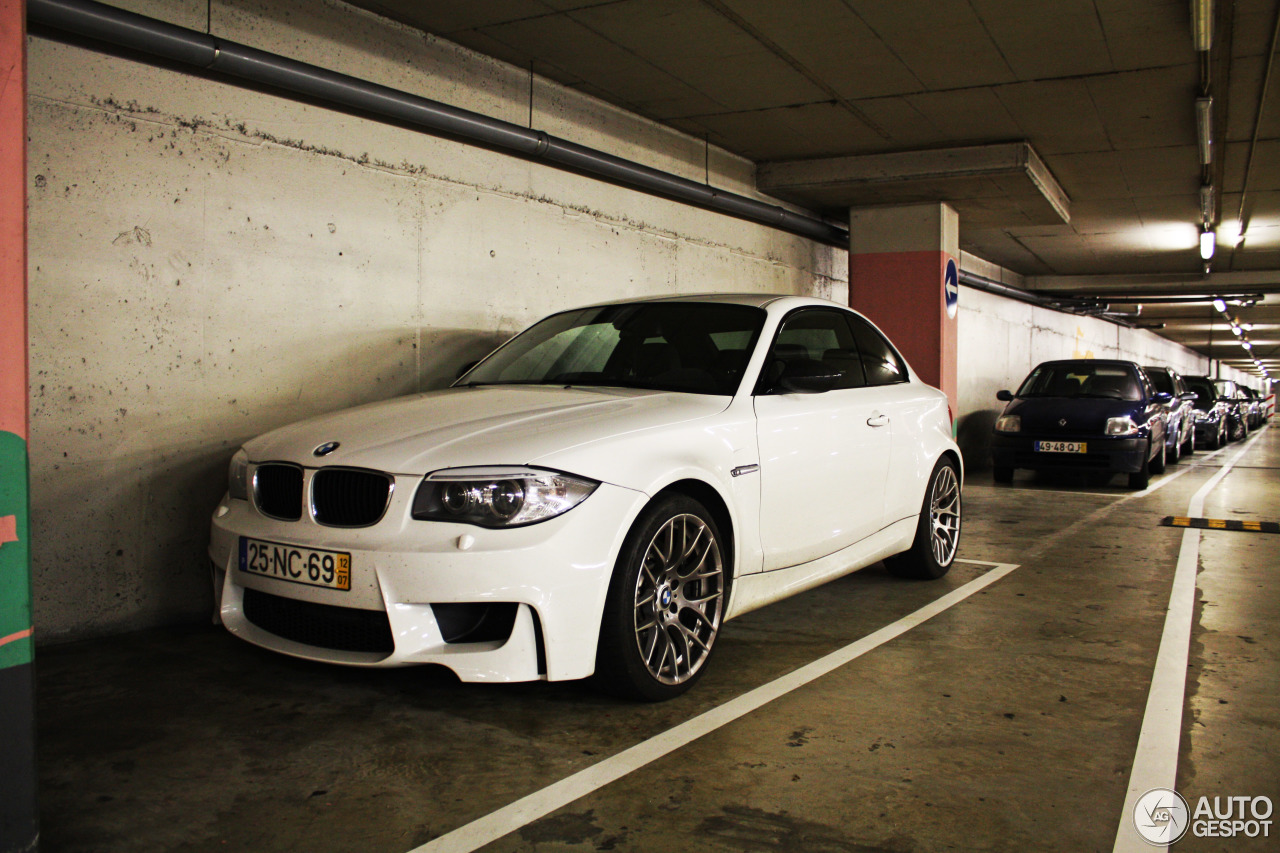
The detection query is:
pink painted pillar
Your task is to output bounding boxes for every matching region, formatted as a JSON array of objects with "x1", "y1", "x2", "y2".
[
  {"x1": 0, "y1": 0, "x2": 37, "y2": 848},
  {"x1": 848, "y1": 203, "x2": 959, "y2": 421}
]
